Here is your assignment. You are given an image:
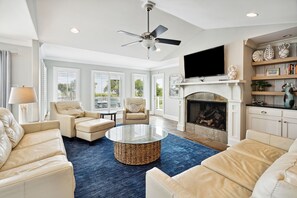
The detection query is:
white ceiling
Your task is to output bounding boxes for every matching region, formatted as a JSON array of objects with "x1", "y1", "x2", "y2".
[{"x1": 0, "y1": 0, "x2": 297, "y2": 64}]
